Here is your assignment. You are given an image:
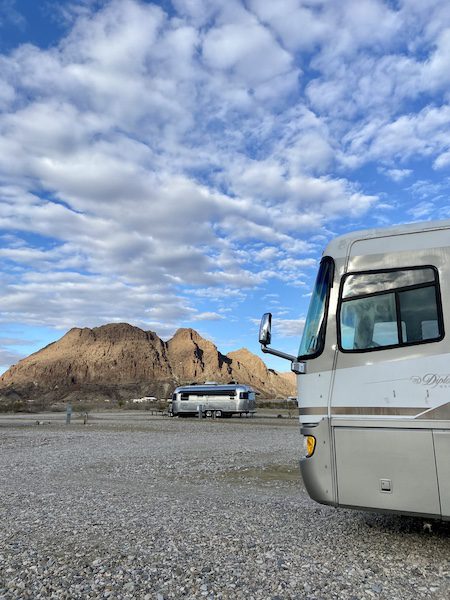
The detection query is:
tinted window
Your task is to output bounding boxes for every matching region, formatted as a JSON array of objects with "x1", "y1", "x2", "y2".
[
  {"x1": 339, "y1": 267, "x2": 443, "y2": 352},
  {"x1": 398, "y1": 286, "x2": 440, "y2": 343},
  {"x1": 341, "y1": 293, "x2": 398, "y2": 350},
  {"x1": 343, "y1": 268, "x2": 435, "y2": 299}
]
